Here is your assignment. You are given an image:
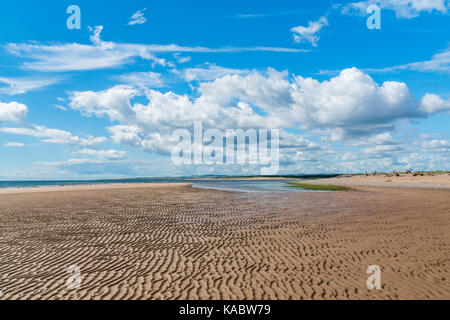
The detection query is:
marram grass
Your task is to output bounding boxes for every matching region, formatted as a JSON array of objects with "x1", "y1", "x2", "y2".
[{"x1": 287, "y1": 182, "x2": 353, "y2": 191}]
